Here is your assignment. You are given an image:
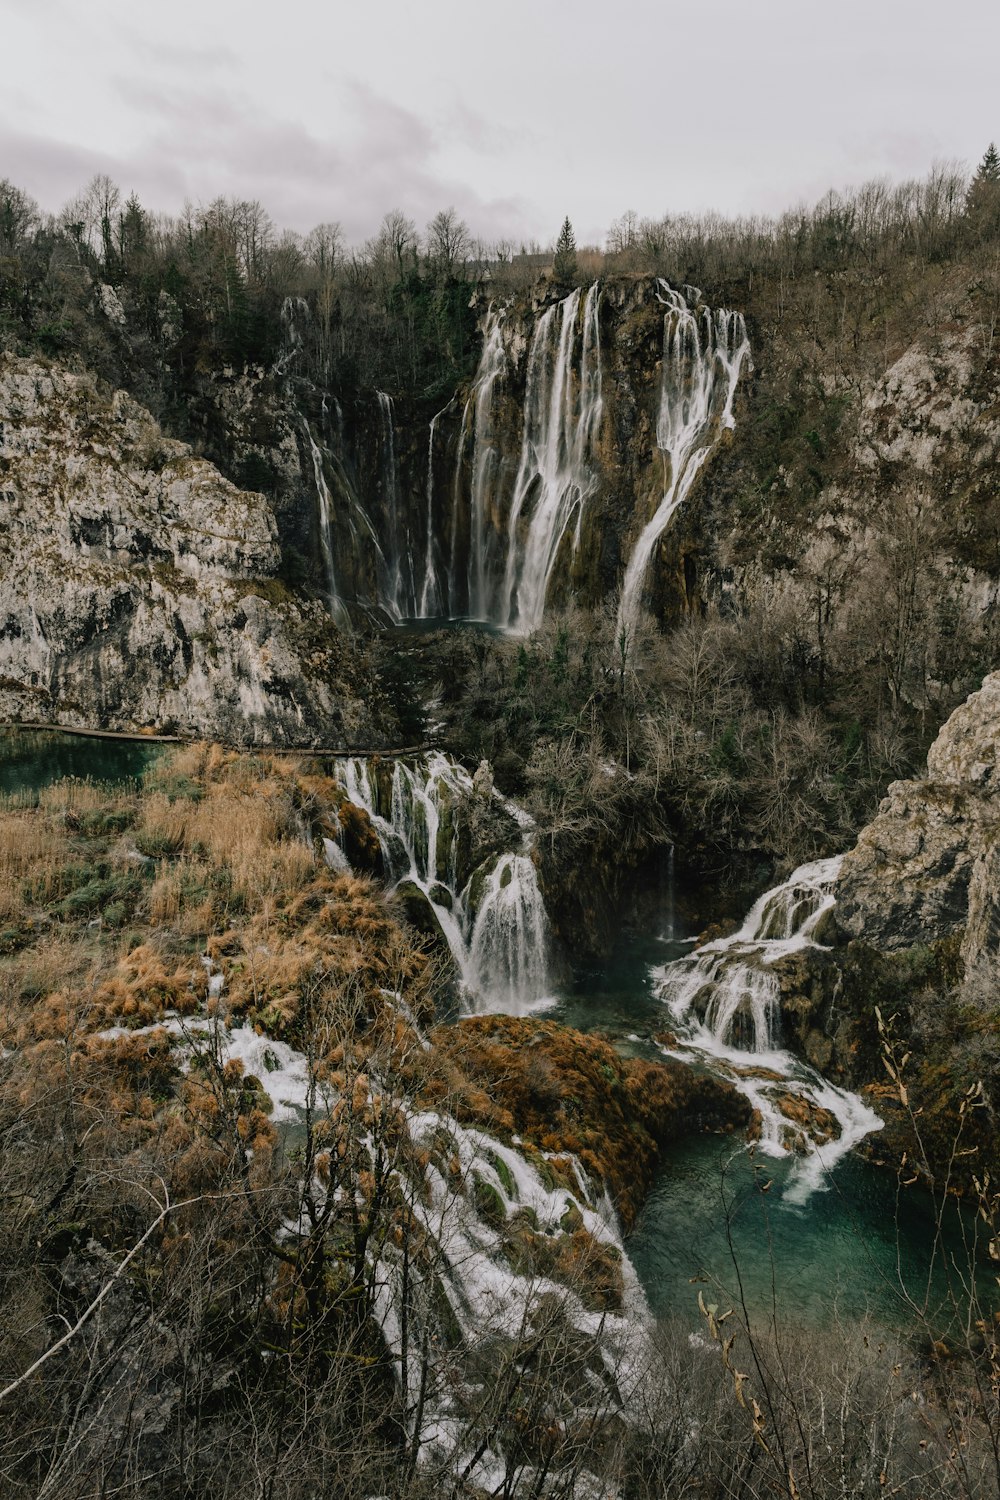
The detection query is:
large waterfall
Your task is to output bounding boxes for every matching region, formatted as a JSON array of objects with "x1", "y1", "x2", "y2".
[
  {"x1": 292, "y1": 278, "x2": 747, "y2": 632},
  {"x1": 452, "y1": 310, "x2": 507, "y2": 618},
  {"x1": 617, "y1": 282, "x2": 750, "y2": 637},
  {"x1": 333, "y1": 753, "x2": 554, "y2": 1013},
  {"x1": 656, "y1": 857, "x2": 882, "y2": 1203},
  {"x1": 497, "y1": 283, "x2": 604, "y2": 631},
  {"x1": 434, "y1": 286, "x2": 603, "y2": 629}
]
